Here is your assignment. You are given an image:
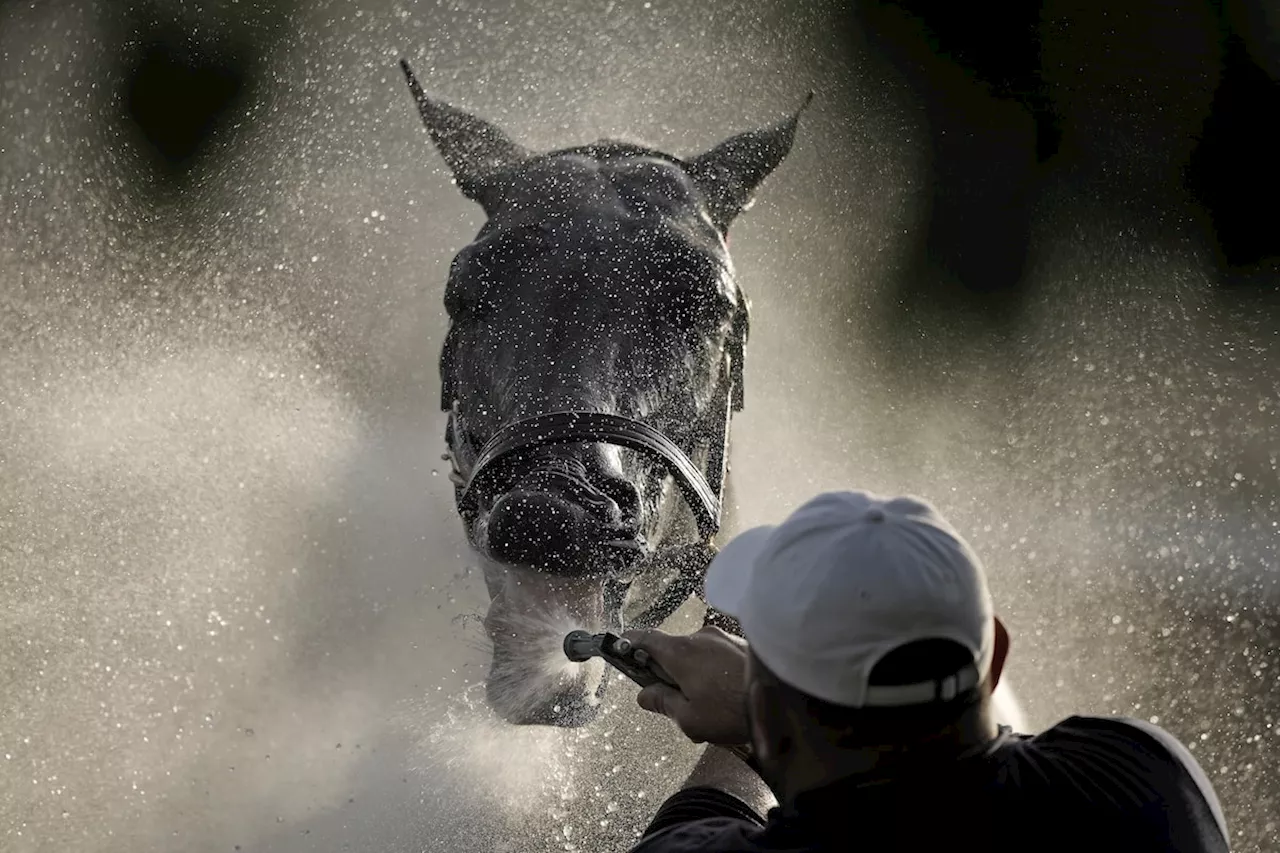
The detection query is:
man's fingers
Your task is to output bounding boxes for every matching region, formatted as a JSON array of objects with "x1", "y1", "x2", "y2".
[
  {"x1": 636, "y1": 682, "x2": 682, "y2": 717},
  {"x1": 636, "y1": 684, "x2": 706, "y2": 741},
  {"x1": 623, "y1": 629, "x2": 698, "y2": 681}
]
